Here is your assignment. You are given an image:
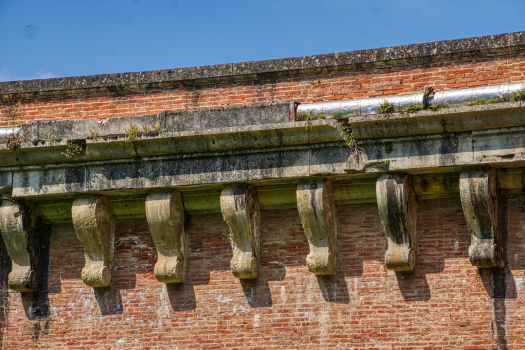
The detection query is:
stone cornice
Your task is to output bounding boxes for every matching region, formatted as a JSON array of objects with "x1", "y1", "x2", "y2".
[{"x1": 0, "y1": 96, "x2": 524, "y2": 232}]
